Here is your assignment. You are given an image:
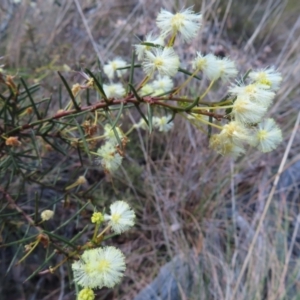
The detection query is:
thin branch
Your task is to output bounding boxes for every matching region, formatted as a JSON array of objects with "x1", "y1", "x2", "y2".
[{"x1": 73, "y1": 0, "x2": 104, "y2": 65}]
